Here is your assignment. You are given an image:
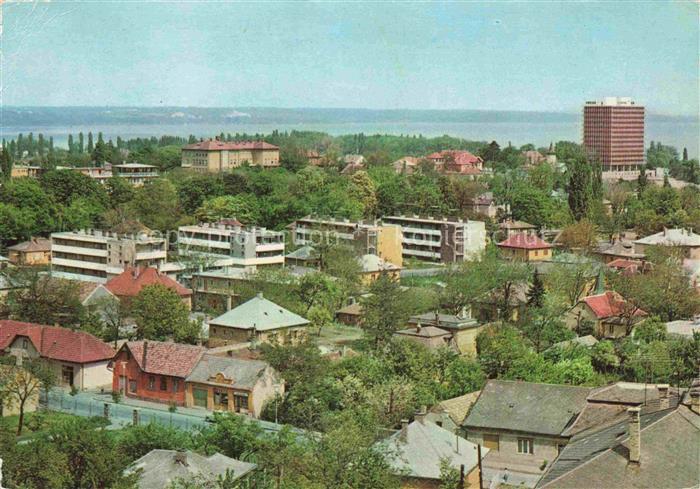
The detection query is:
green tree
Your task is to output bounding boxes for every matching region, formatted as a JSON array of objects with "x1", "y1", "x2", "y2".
[
  {"x1": 117, "y1": 423, "x2": 194, "y2": 461},
  {"x1": 3, "y1": 271, "x2": 86, "y2": 327},
  {"x1": 194, "y1": 195, "x2": 259, "y2": 224},
  {"x1": 131, "y1": 284, "x2": 195, "y2": 342},
  {"x1": 526, "y1": 270, "x2": 545, "y2": 308},
  {"x1": 0, "y1": 357, "x2": 56, "y2": 435},
  {"x1": 46, "y1": 417, "x2": 138, "y2": 489},
  {"x1": 361, "y1": 273, "x2": 409, "y2": 349},
  {"x1": 1, "y1": 141, "x2": 14, "y2": 181},
  {"x1": 438, "y1": 457, "x2": 462, "y2": 489},
  {"x1": 127, "y1": 178, "x2": 185, "y2": 231},
  {"x1": 348, "y1": 171, "x2": 378, "y2": 218},
  {"x1": 567, "y1": 151, "x2": 594, "y2": 221}
]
